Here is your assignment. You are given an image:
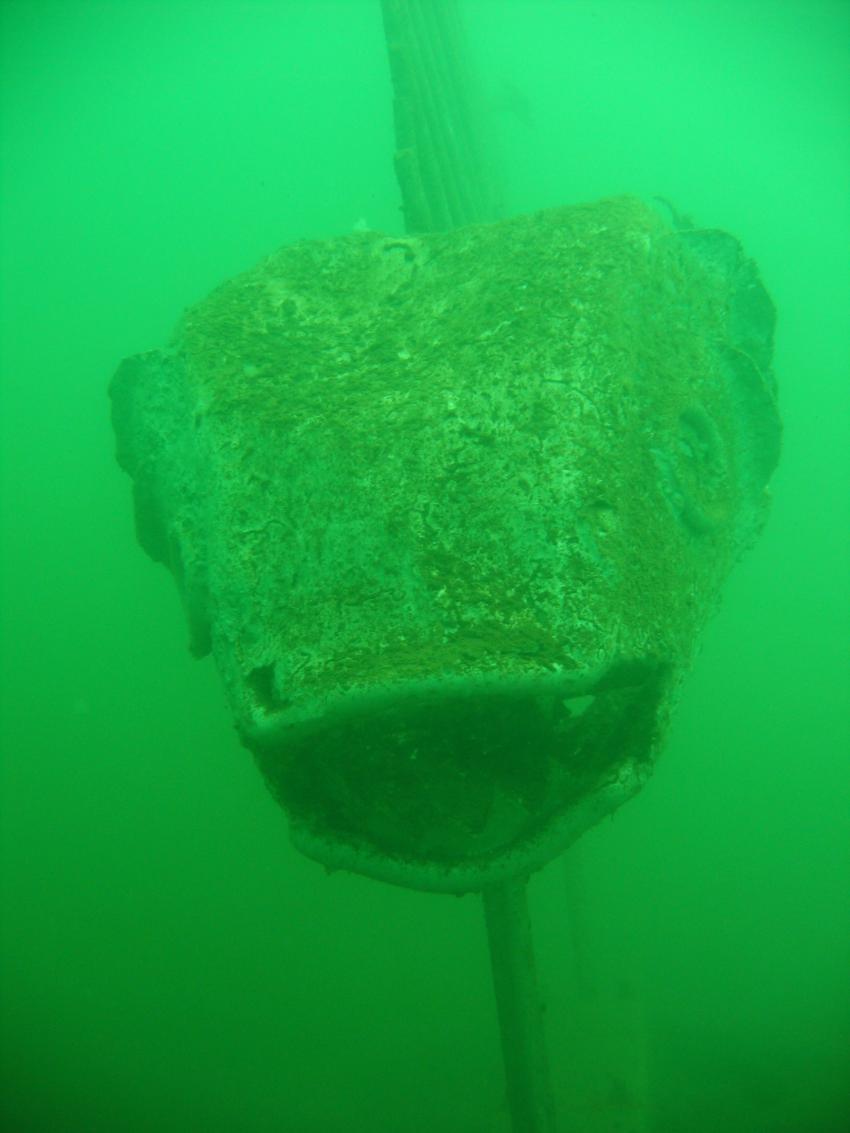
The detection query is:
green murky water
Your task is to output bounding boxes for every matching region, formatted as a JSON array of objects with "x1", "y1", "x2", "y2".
[{"x1": 1, "y1": 3, "x2": 848, "y2": 1130}]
